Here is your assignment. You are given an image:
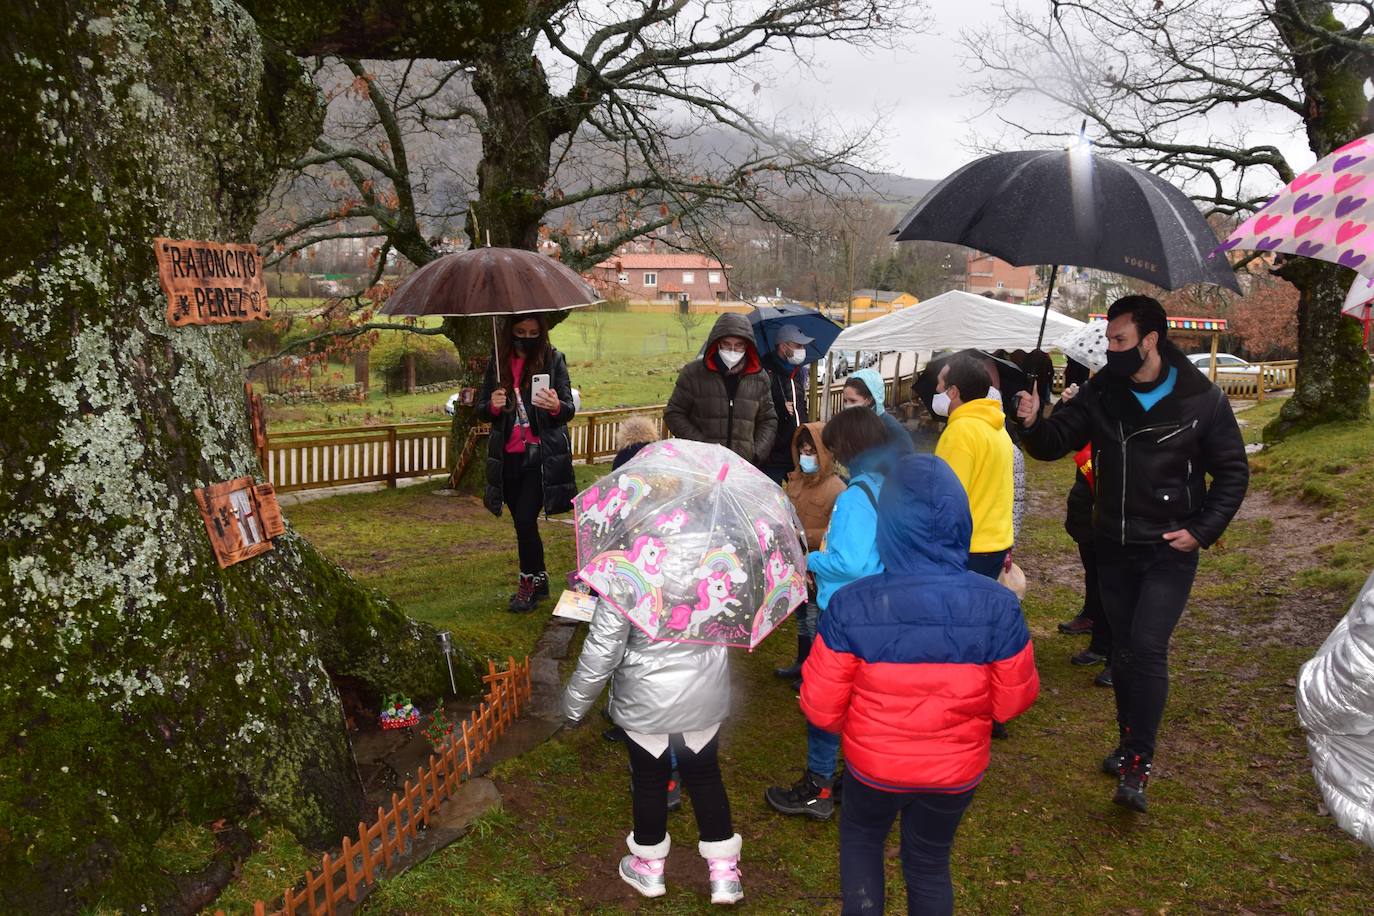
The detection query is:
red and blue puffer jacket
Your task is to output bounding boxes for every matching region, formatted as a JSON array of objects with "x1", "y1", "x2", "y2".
[{"x1": 800, "y1": 454, "x2": 1040, "y2": 793}]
